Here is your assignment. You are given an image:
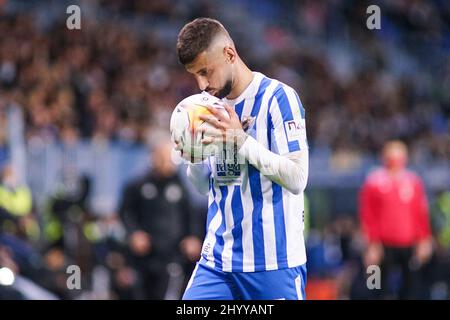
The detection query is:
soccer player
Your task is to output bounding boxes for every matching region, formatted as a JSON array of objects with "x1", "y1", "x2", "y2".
[{"x1": 175, "y1": 18, "x2": 309, "y2": 300}]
